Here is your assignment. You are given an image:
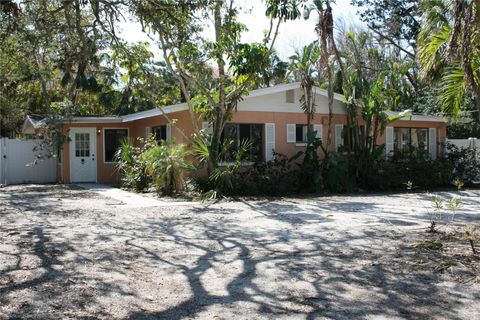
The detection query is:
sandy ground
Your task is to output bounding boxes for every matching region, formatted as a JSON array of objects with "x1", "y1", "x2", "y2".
[{"x1": 0, "y1": 184, "x2": 479, "y2": 320}]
